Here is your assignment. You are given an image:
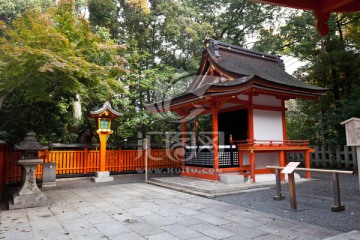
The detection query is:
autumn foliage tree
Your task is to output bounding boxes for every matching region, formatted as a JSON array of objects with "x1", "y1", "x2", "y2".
[{"x1": 0, "y1": 0, "x2": 126, "y2": 144}]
